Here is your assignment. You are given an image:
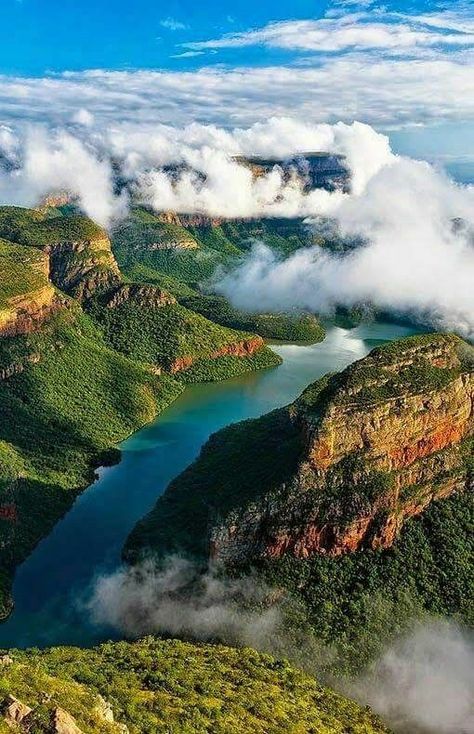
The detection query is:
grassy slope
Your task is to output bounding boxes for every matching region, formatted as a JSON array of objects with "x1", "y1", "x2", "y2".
[
  {"x1": 0, "y1": 207, "x2": 103, "y2": 250},
  {"x1": 87, "y1": 297, "x2": 281, "y2": 380},
  {"x1": 0, "y1": 240, "x2": 48, "y2": 310},
  {"x1": 0, "y1": 308, "x2": 183, "y2": 617},
  {"x1": 125, "y1": 335, "x2": 474, "y2": 672},
  {"x1": 112, "y1": 208, "x2": 325, "y2": 343},
  {"x1": 0, "y1": 638, "x2": 389, "y2": 734}
]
